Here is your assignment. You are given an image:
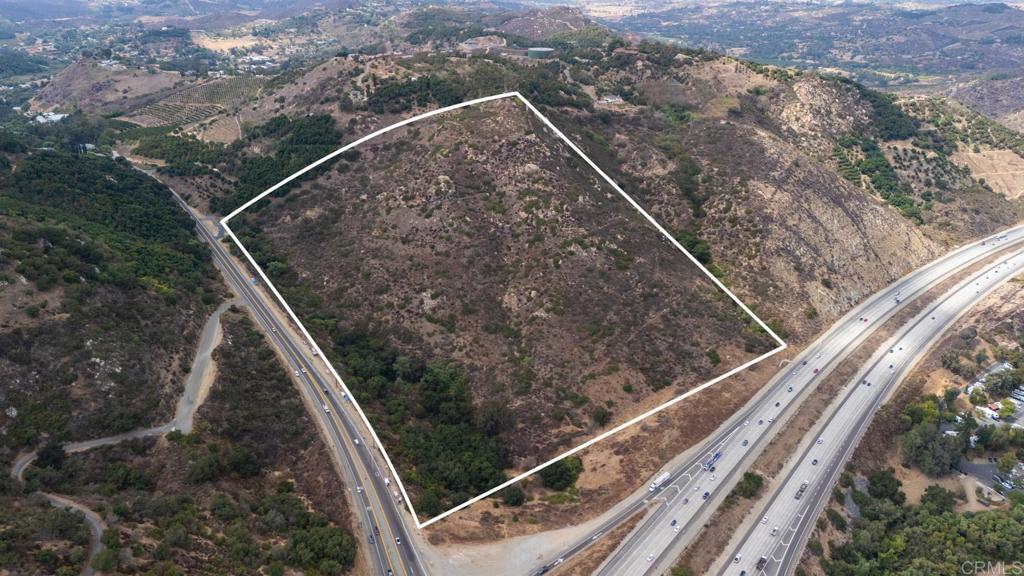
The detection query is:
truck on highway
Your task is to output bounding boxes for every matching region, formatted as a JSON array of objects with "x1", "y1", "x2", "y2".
[
  {"x1": 702, "y1": 451, "x2": 722, "y2": 471},
  {"x1": 795, "y1": 480, "x2": 809, "y2": 500},
  {"x1": 649, "y1": 472, "x2": 671, "y2": 492}
]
